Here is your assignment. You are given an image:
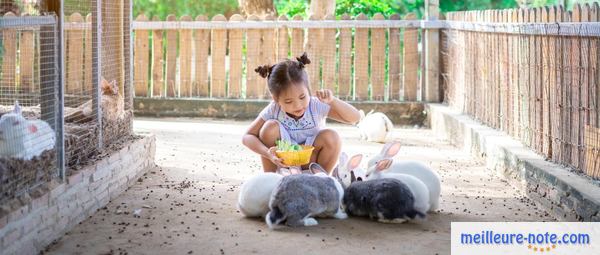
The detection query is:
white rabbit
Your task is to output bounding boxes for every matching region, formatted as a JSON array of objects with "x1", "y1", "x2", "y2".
[
  {"x1": 0, "y1": 101, "x2": 56, "y2": 160},
  {"x1": 331, "y1": 152, "x2": 366, "y2": 189},
  {"x1": 237, "y1": 172, "x2": 283, "y2": 218},
  {"x1": 366, "y1": 141, "x2": 441, "y2": 212},
  {"x1": 266, "y1": 163, "x2": 347, "y2": 228},
  {"x1": 357, "y1": 109, "x2": 394, "y2": 143}
]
